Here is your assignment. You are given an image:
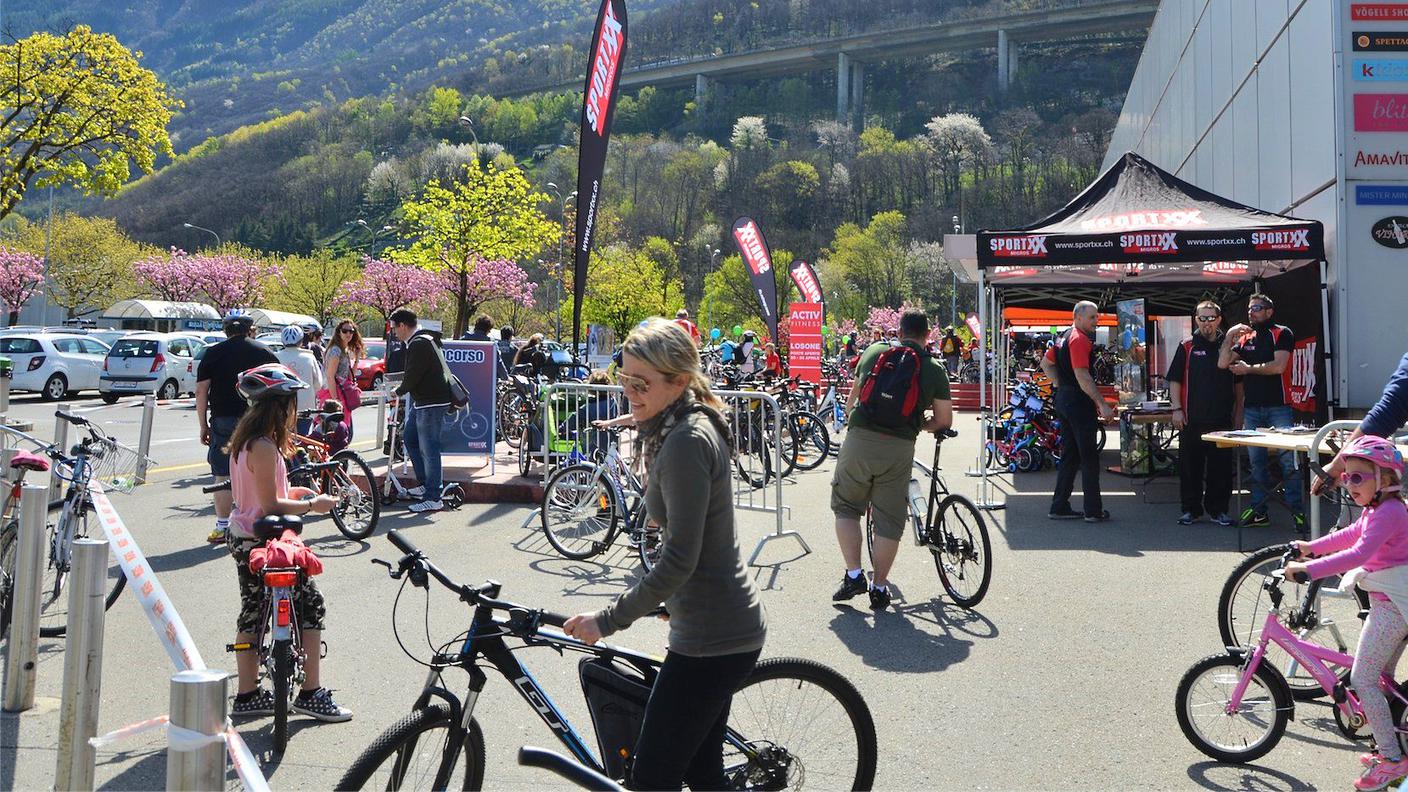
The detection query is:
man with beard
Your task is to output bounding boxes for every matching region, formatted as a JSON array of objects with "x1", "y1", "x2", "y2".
[
  {"x1": 1167, "y1": 301, "x2": 1243, "y2": 526},
  {"x1": 1223, "y1": 293, "x2": 1302, "y2": 530}
]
